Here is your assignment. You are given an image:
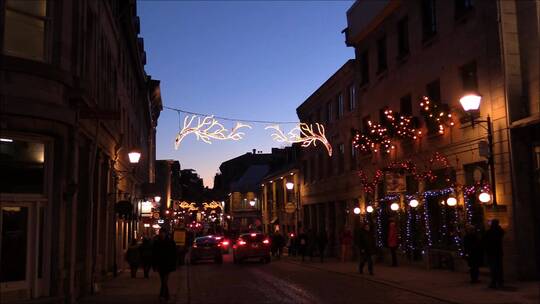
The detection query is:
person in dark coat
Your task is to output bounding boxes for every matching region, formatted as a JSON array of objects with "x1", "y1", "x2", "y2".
[
  {"x1": 463, "y1": 225, "x2": 483, "y2": 283},
  {"x1": 125, "y1": 239, "x2": 140, "y2": 278},
  {"x1": 483, "y1": 219, "x2": 505, "y2": 289},
  {"x1": 357, "y1": 223, "x2": 376, "y2": 275},
  {"x1": 298, "y1": 230, "x2": 308, "y2": 261},
  {"x1": 139, "y1": 237, "x2": 153, "y2": 279},
  {"x1": 317, "y1": 230, "x2": 328, "y2": 263},
  {"x1": 153, "y1": 230, "x2": 177, "y2": 301},
  {"x1": 387, "y1": 219, "x2": 399, "y2": 267}
]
